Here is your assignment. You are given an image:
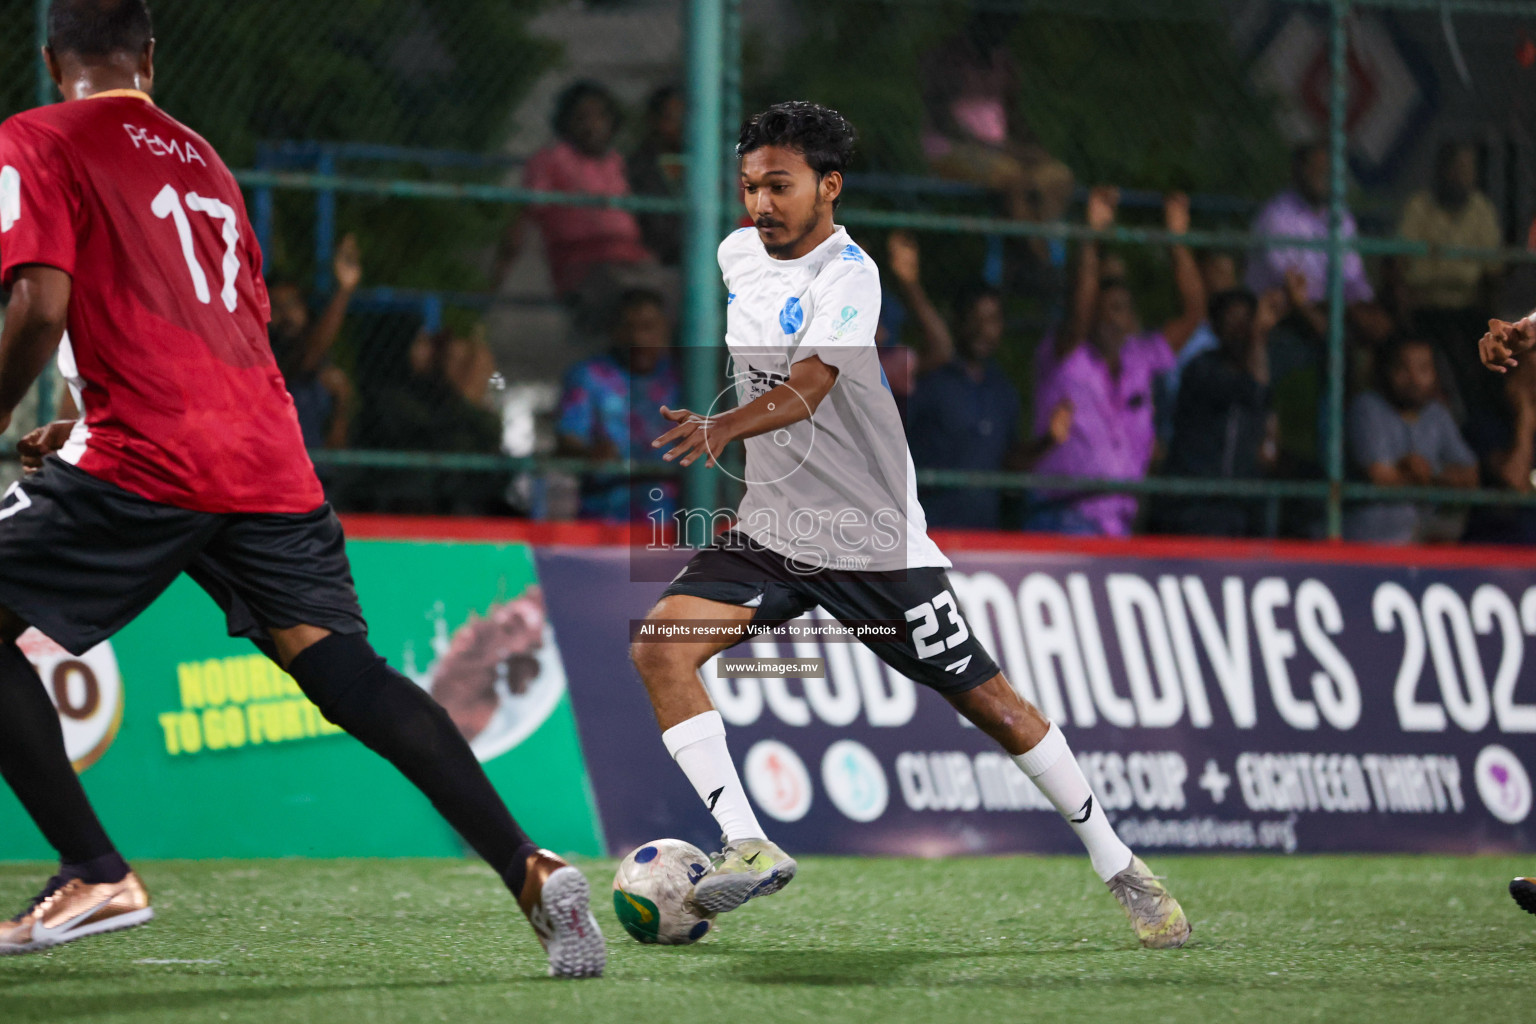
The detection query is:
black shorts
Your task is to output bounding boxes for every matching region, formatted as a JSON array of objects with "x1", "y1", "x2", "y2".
[
  {"x1": 0, "y1": 459, "x2": 366, "y2": 656},
  {"x1": 661, "y1": 531, "x2": 998, "y2": 695}
]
